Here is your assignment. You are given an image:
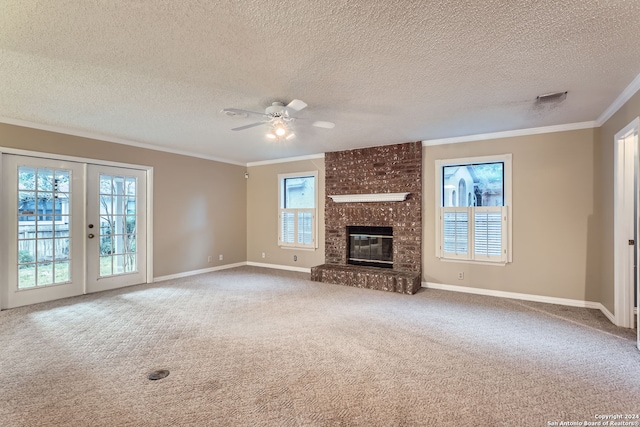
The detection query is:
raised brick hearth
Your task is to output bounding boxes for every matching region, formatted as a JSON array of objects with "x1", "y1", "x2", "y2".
[
  {"x1": 311, "y1": 142, "x2": 422, "y2": 294},
  {"x1": 311, "y1": 264, "x2": 421, "y2": 294}
]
